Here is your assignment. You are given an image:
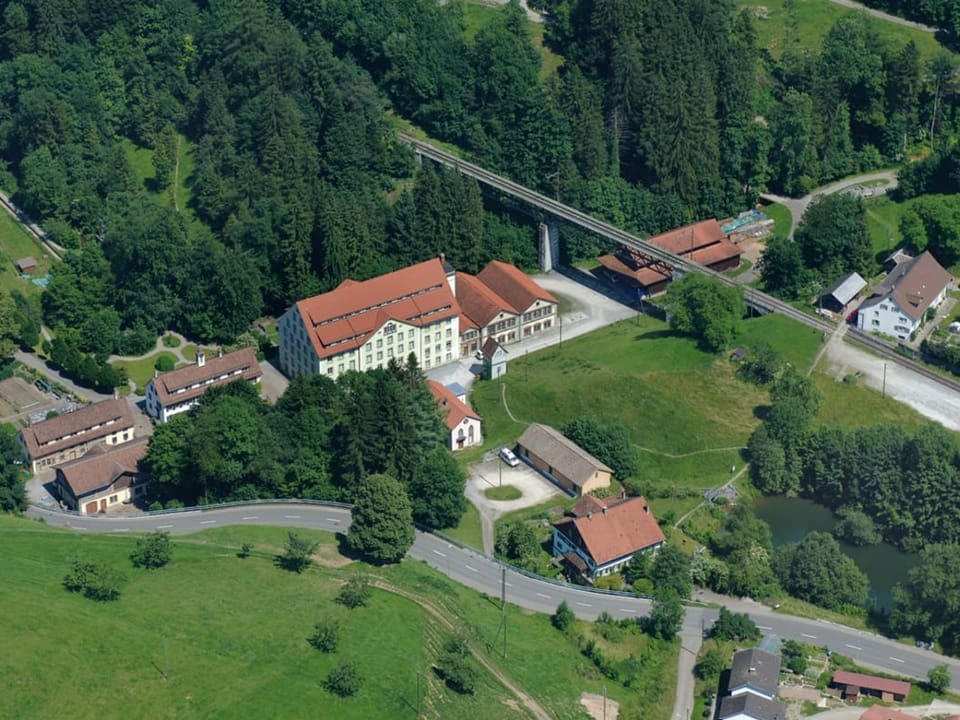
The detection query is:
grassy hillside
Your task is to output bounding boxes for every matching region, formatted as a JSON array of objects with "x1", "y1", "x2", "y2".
[
  {"x1": 0, "y1": 518, "x2": 675, "y2": 720},
  {"x1": 0, "y1": 212, "x2": 54, "y2": 297}
]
